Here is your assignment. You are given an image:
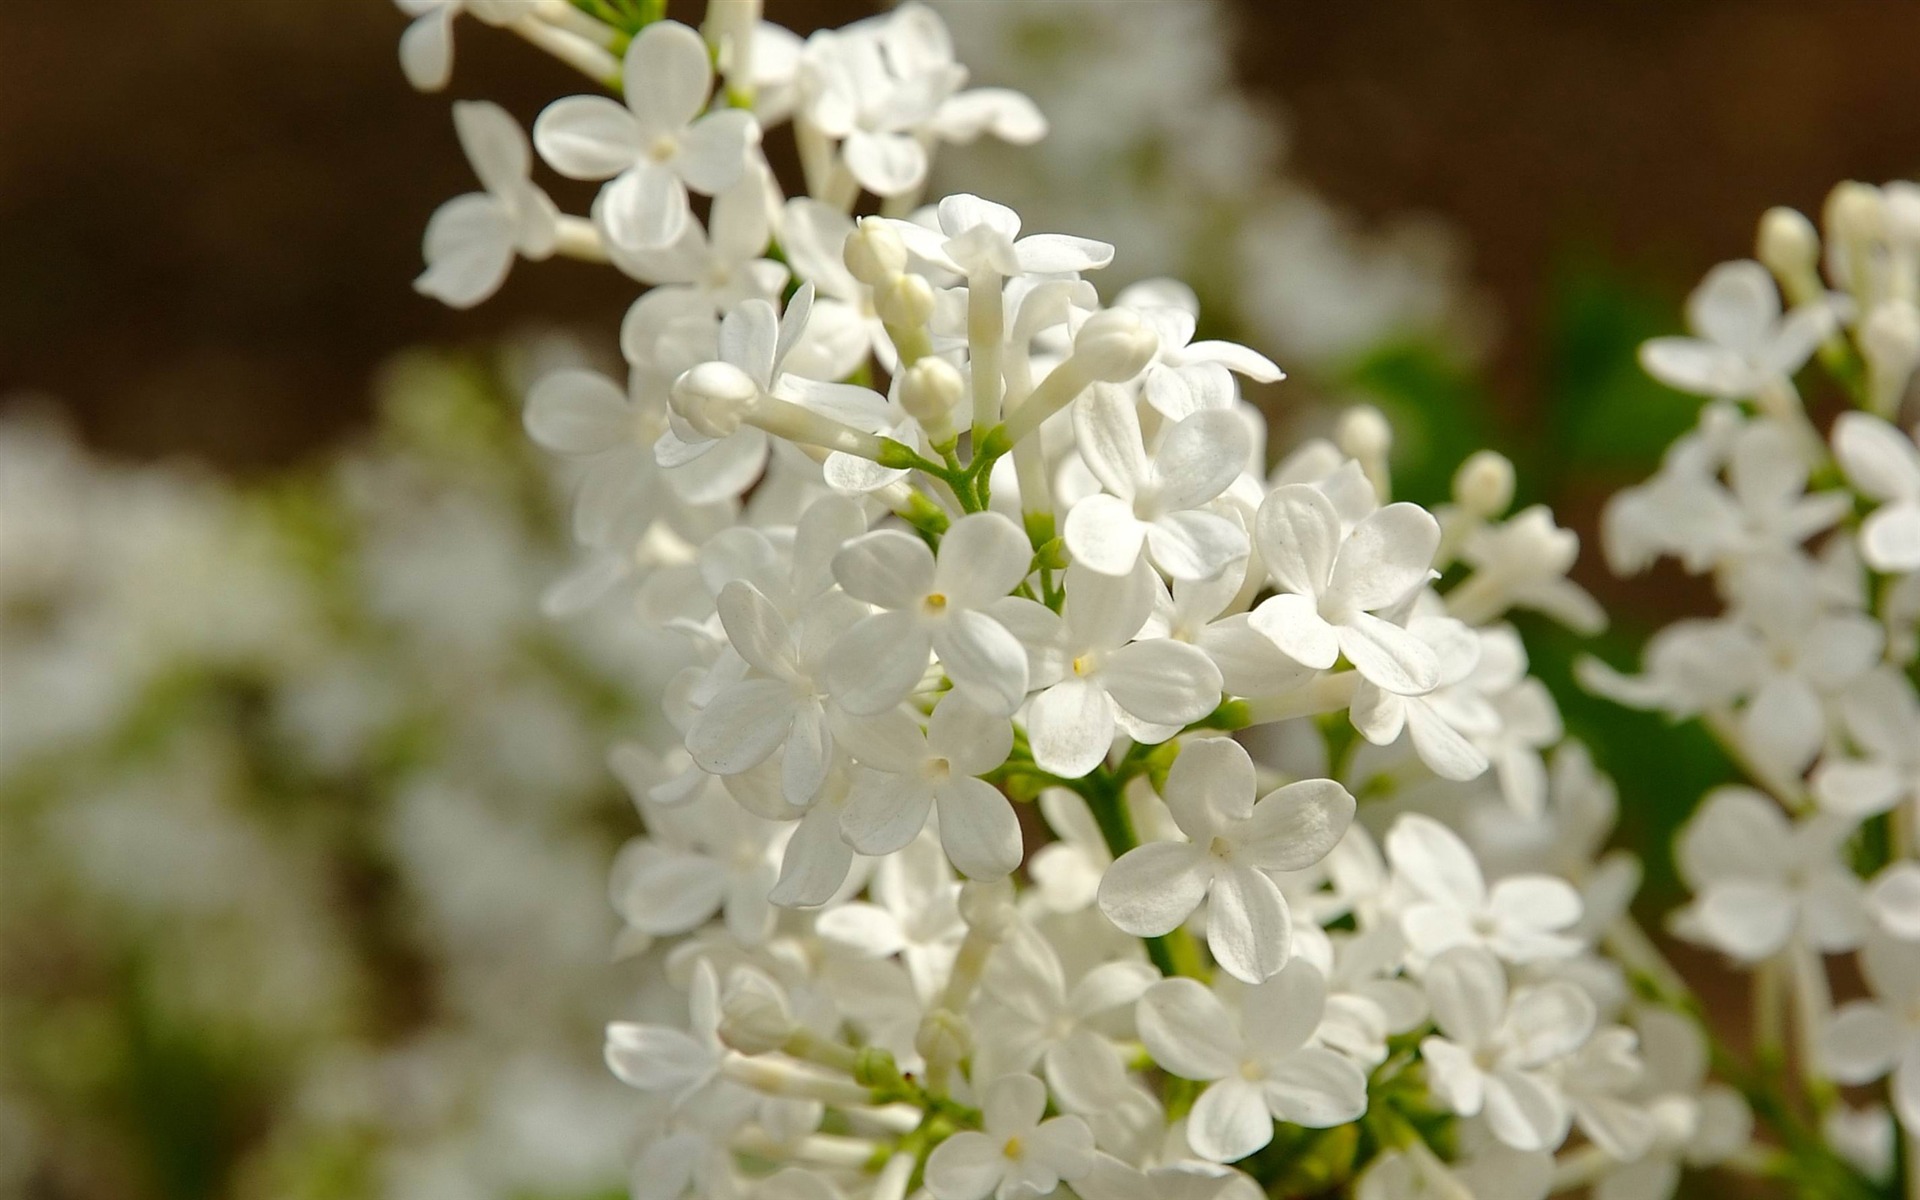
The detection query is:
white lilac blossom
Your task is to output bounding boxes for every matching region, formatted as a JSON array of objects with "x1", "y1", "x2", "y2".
[
  {"x1": 388, "y1": 5, "x2": 1920, "y2": 1199},
  {"x1": 1578, "y1": 179, "x2": 1920, "y2": 1198}
]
